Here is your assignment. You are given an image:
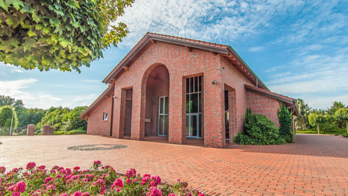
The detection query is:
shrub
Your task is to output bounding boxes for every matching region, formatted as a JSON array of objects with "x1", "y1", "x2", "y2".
[
  {"x1": 343, "y1": 134, "x2": 348, "y2": 138},
  {"x1": 0, "y1": 161, "x2": 204, "y2": 196},
  {"x1": 317, "y1": 122, "x2": 346, "y2": 135},
  {"x1": 68, "y1": 130, "x2": 87, "y2": 135},
  {"x1": 278, "y1": 104, "x2": 294, "y2": 143},
  {"x1": 234, "y1": 109, "x2": 285, "y2": 145}
]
